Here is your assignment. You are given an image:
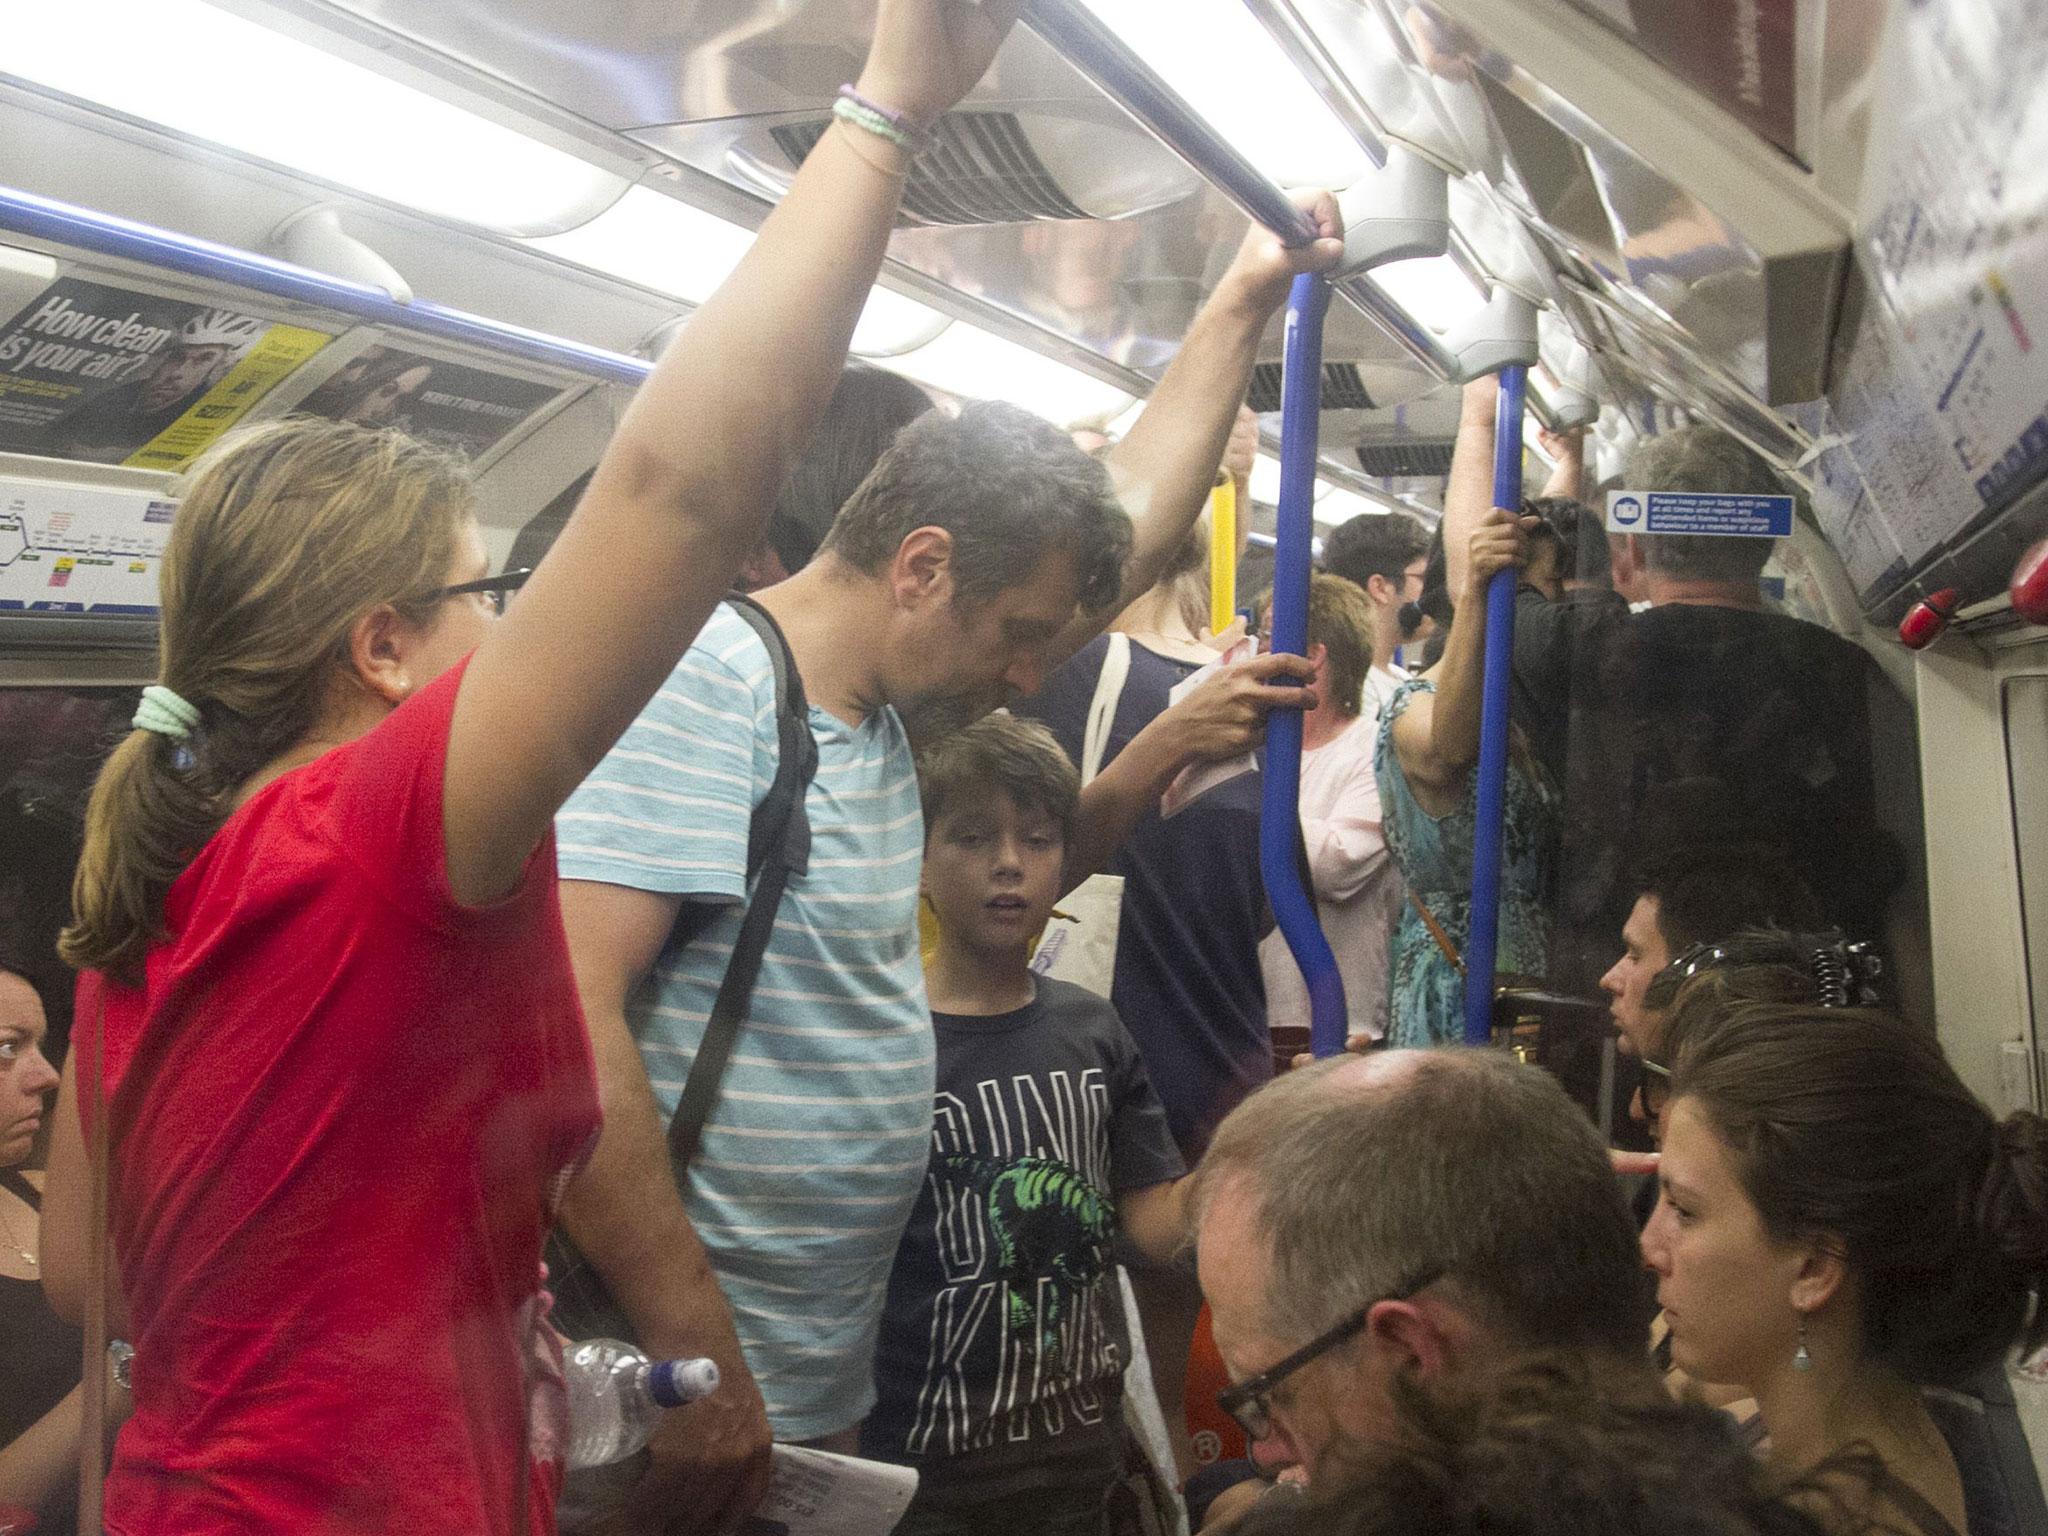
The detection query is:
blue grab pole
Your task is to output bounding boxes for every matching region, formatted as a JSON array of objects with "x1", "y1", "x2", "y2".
[
  {"x1": 1261, "y1": 273, "x2": 1349, "y2": 1059},
  {"x1": 1461, "y1": 365, "x2": 1527, "y2": 1045}
]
